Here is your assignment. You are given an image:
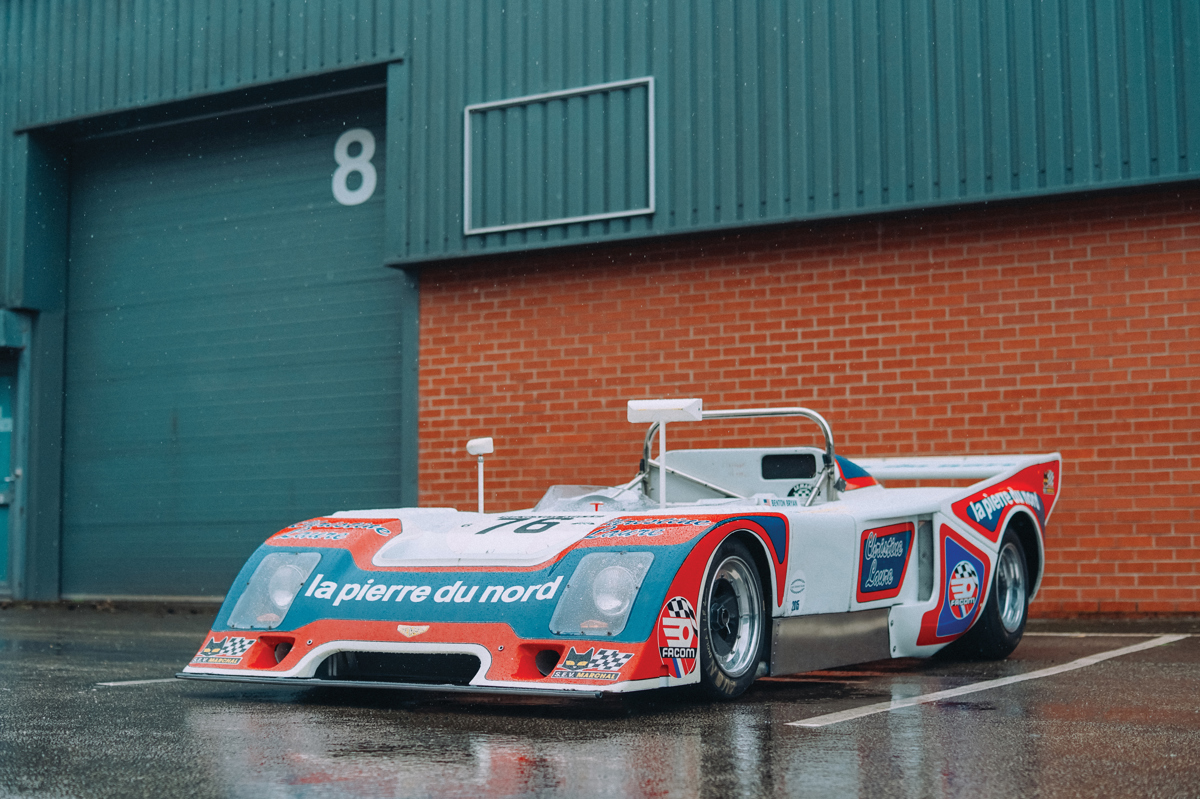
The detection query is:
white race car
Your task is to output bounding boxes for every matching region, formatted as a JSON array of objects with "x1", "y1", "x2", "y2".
[{"x1": 180, "y1": 399, "x2": 1059, "y2": 699}]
